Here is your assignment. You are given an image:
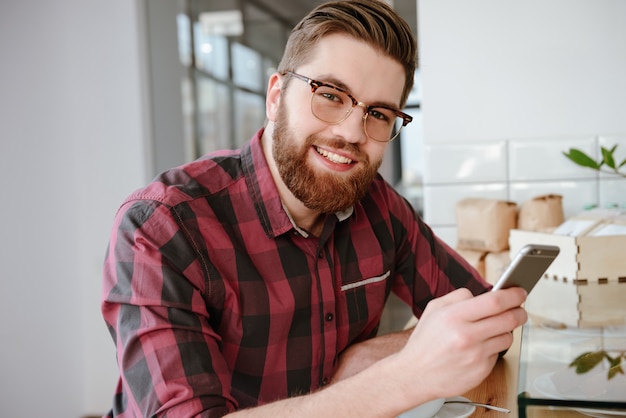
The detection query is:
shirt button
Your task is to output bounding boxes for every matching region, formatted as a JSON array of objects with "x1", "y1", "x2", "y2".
[{"x1": 325, "y1": 312, "x2": 334, "y2": 322}]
